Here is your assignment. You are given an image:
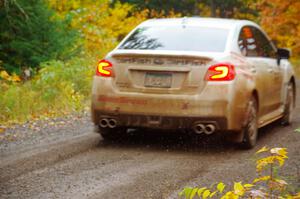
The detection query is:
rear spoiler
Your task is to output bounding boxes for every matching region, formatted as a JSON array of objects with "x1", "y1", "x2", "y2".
[{"x1": 111, "y1": 51, "x2": 213, "y2": 61}]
